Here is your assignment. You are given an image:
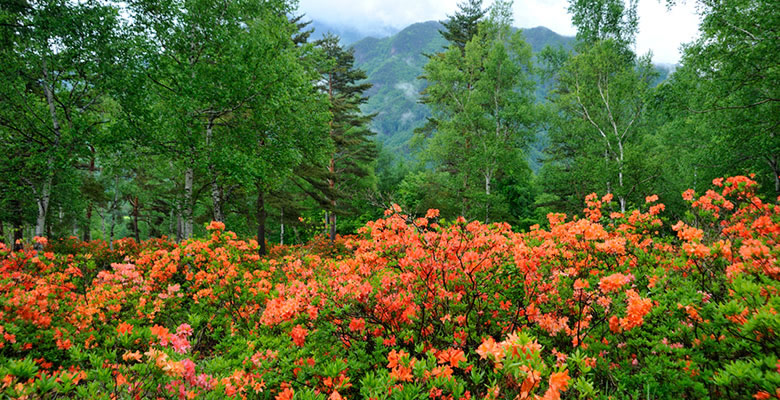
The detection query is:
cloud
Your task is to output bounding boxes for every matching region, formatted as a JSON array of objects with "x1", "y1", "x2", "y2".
[
  {"x1": 635, "y1": 0, "x2": 700, "y2": 64},
  {"x1": 511, "y1": 0, "x2": 576, "y2": 36},
  {"x1": 298, "y1": 0, "x2": 701, "y2": 63},
  {"x1": 298, "y1": 0, "x2": 451, "y2": 36},
  {"x1": 394, "y1": 81, "x2": 418, "y2": 100}
]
